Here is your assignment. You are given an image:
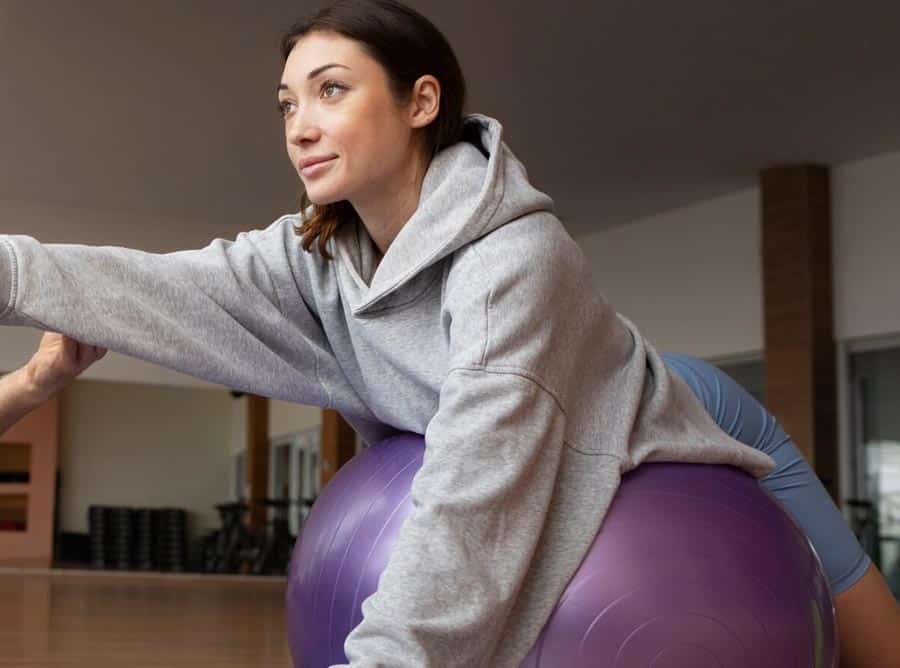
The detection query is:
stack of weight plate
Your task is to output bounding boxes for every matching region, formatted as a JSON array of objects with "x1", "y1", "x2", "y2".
[
  {"x1": 133, "y1": 508, "x2": 159, "y2": 571},
  {"x1": 156, "y1": 508, "x2": 188, "y2": 572},
  {"x1": 87, "y1": 505, "x2": 110, "y2": 569},
  {"x1": 108, "y1": 507, "x2": 135, "y2": 570}
]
